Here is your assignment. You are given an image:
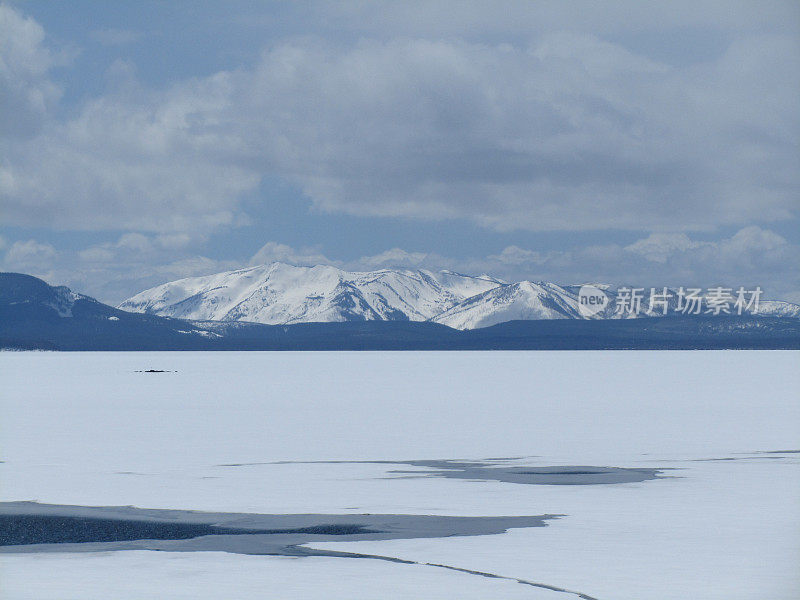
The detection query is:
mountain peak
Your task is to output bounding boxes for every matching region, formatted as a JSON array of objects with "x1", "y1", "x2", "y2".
[
  {"x1": 118, "y1": 263, "x2": 501, "y2": 325},
  {"x1": 117, "y1": 264, "x2": 800, "y2": 329}
]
